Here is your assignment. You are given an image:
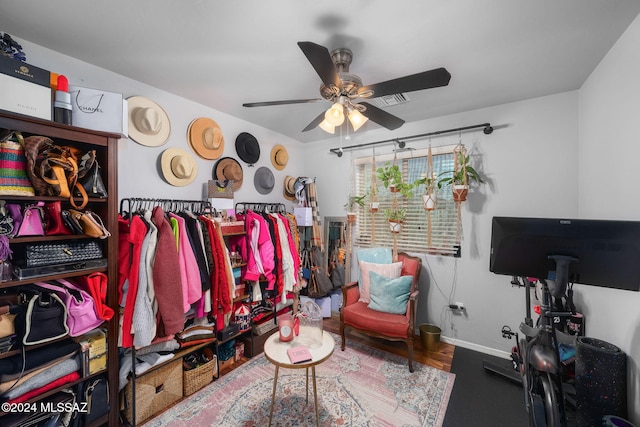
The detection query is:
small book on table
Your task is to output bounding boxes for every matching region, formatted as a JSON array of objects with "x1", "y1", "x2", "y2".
[{"x1": 287, "y1": 346, "x2": 312, "y2": 364}]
